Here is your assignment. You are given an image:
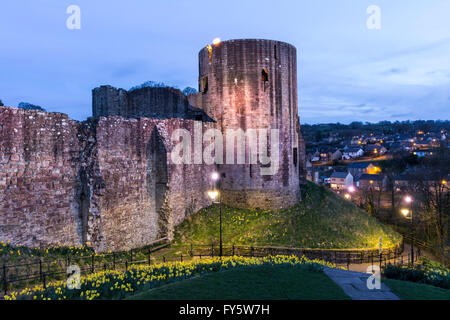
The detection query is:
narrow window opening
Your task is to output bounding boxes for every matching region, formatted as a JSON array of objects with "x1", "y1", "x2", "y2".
[
  {"x1": 274, "y1": 45, "x2": 277, "y2": 60},
  {"x1": 207, "y1": 45, "x2": 212, "y2": 63},
  {"x1": 249, "y1": 164, "x2": 253, "y2": 178},
  {"x1": 200, "y1": 76, "x2": 209, "y2": 94},
  {"x1": 293, "y1": 147, "x2": 298, "y2": 167},
  {"x1": 261, "y1": 69, "x2": 269, "y2": 91}
]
